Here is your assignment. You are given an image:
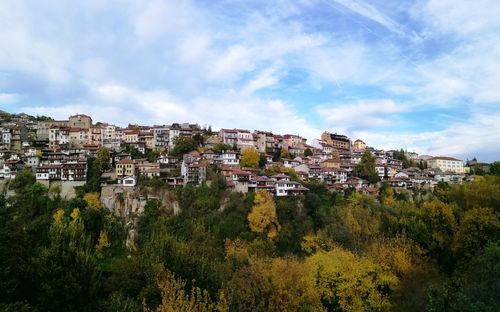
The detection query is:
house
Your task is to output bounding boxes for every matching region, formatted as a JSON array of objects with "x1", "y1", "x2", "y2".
[
  {"x1": 116, "y1": 159, "x2": 136, "y2": 178},
  {"x1": 49, "y1": 125, "x2": 69, "y2": 149},
  {"x1": 236, "y1": 129, "x2": 254, "y2": 151},
  {"x1": 253, "y1": 131, "x2": 275, "y2": 153},
  {"x1": 183, "y1": 162, "x2": 206, "y2": 185},
  {"x1": 36, "y1": 164, "x2": 63, "y2": 180},
  {"x1": 308, "y1": 165, "x2": 322, "y2": 180},
  {"x1": 61, "y1": 160, "x2": 87, "y2": 181},
  {"x1": 123, "y1": 130, "x2": 139, "y2": 143},
  {"x1": 282, "y1": 158, "x2": 300, "y2": 168},
  {"x1": 136, "y1": 160, "x2": 160, "y2": 178},
  {"x1": 220, "y1": 151, "x2": 239, "y2": 166},
  {"x1": 275, "y1": 180, "x2": 309, "y2": 197},
  {"x1": 120, "y1": 175, "x2": 137, "y2": 187},
  {"x1": 68, "y1": 127, "x2": 89, "y2": 148},
  {"x1": 321, "y1": 168, "x2": 347, "y2": 184},
  {"x1": 219, "y1": 128, "x2": 238, "y2": 146},
  {"x1": 89, "y1": 124, "x2": 104, "y2": 147}
]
